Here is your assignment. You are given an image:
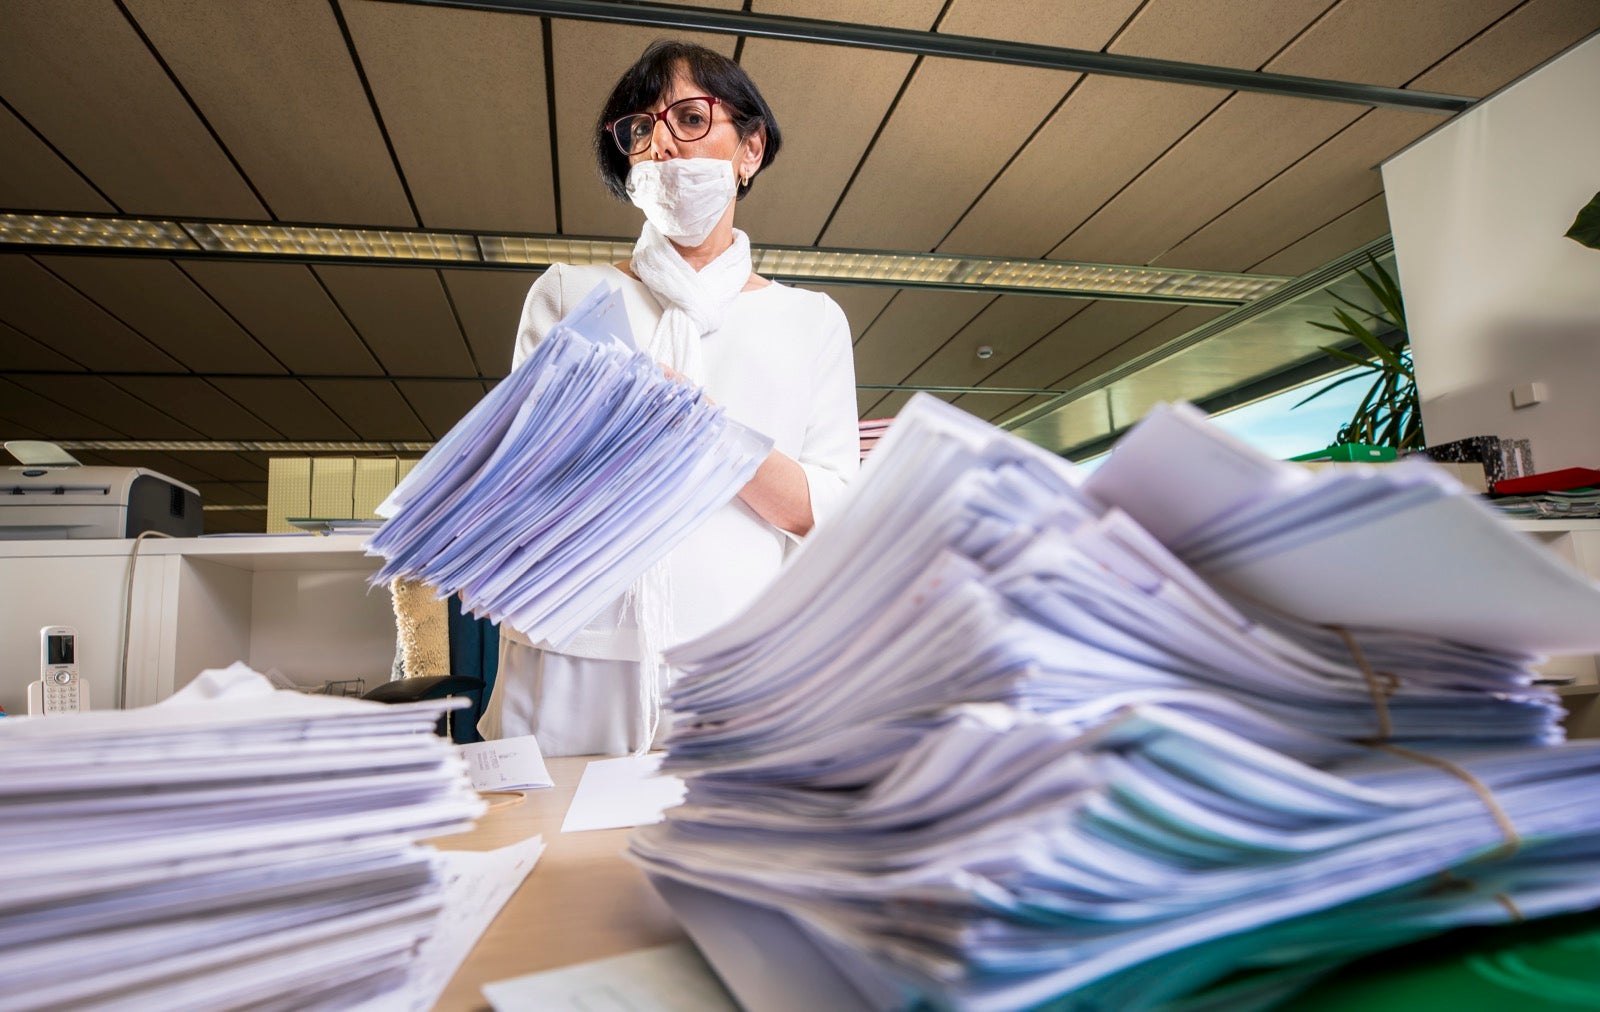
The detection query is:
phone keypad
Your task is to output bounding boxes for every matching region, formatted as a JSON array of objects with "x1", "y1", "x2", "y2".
[{"x1": 44, "y1": 668, "x2": 78, "y2": 713}]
